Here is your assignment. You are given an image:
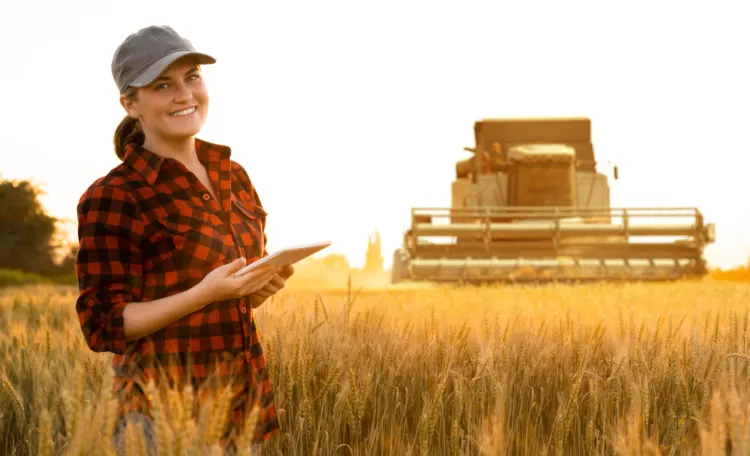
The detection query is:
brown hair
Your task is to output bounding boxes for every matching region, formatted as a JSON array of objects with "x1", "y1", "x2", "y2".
[{"x1": 113, "y1": 86, "x2": 145, "y2": 160}]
